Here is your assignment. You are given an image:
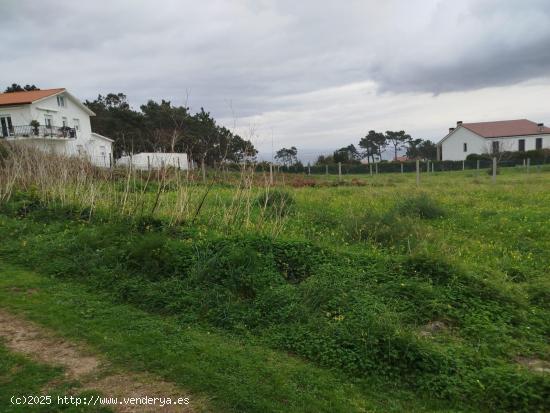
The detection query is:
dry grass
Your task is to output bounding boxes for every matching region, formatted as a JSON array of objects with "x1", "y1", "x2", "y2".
[{"x1": 0, "y1": 143, "x2": 287, "y2": 235}]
